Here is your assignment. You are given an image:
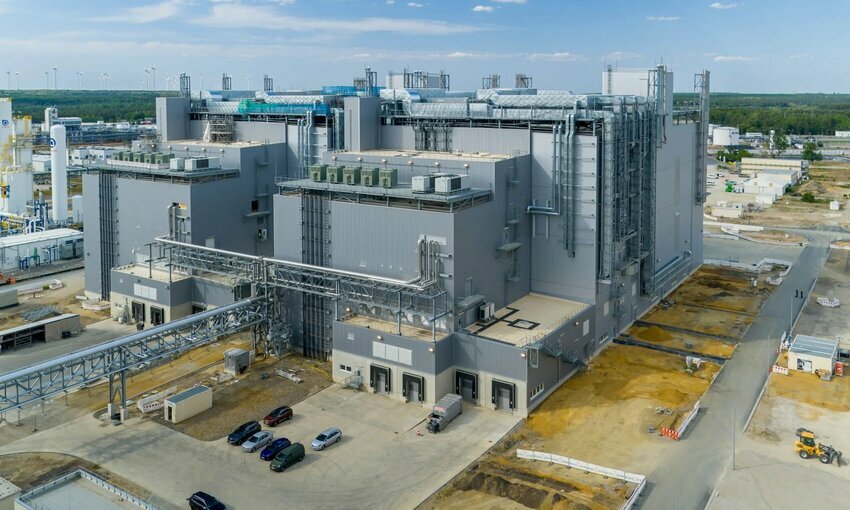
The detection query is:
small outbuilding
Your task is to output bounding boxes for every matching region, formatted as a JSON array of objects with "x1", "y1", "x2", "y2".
[
  {"x1": 224, "y1": 348, "x2": 251, "y2": 376},
  {"x1": 164, "y1": 385, "x2": 212, "y2": 424},
  {"x1": 788, "y1": 334, "x2": 838, "y2": 375}
]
